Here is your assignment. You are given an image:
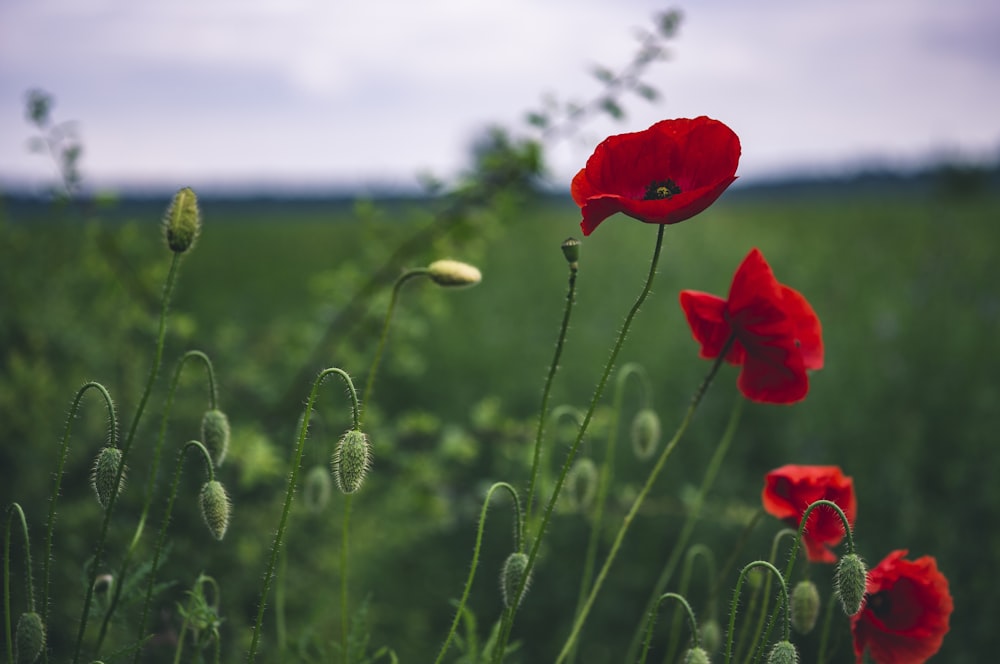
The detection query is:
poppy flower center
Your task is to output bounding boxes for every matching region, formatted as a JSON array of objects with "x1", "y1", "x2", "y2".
[{"x1": 643, "y1": 178, "x2": 682, "y2": 200}]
